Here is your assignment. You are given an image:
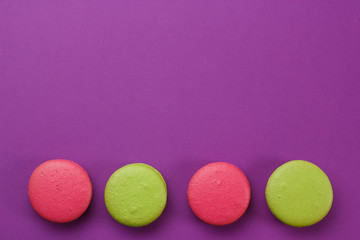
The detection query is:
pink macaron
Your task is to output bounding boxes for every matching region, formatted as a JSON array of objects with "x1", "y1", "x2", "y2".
[
  {"x1": 187, "y1": 162, "x2": 251, "y2": 225},
  {"x1": 28, "y1": 159, "x2": 92, "y2": 223}
]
